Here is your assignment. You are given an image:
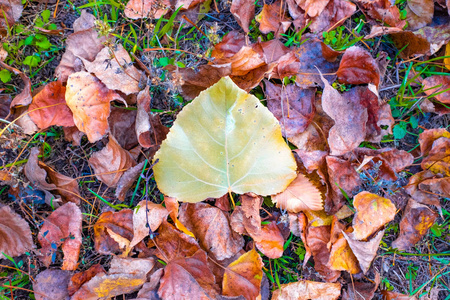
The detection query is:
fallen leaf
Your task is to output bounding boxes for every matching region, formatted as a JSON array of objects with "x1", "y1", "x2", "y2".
[
  {"x1": 271, "y1": 280, "x2": 341, "y2": 300},
  {"x1": 405, "y1": 0, "x2": 434, "y2": 30},
  {"x1": 445, "y1": 42, "x2": 450, "y2": 70},
  {"x1": 230, "y1": 0, "x2": 254, "y2": 32},
  {"x1": 68, "y1": 264, "x2": 106, "y2": 296},
  {"x1": 33, "y1": 269, "x2": 71, "y2": 300},
  {"x1": 265, "y1": 81, "x2": 316, "y2": 137},
  {"x1": 258, "y1": 39, "x2": 290, "y2": 64},
  {"x1": 356, "y1": 0, "x2": 405, "y2": 28},
  {"x1": 39, "y1": 162, "x2": 81, "y2": 205},
  {"x1": 222, "y1": 249, "x2": 263, "y2": 300},
  {"x1": 211, "y1": 31, "x2": 246, "y2": 60},
  {"x1": 108, "y1": 106, "x2": 139, "y2": 150},
  {"x1": 392, "y1": 199, "x2": 438, "y2": 251},
  {"x1": 28, "y1": 81, "x2": 74, "y2": 129},
  {"x1": 239, "y1": 193, "x2": 262, "y2": 236},
  {"x1": 89, "y1": 135, "x2": 136, "y2": 187},
  {"x1": 419, "y1": 128, "x2": 450, "y2": 156},
  {"x1": 0, "y1": 0, "x2": 23, "y2": 36},
  {"x1": 153, "y1": 76, "x2": 297, "y2": 203},
  {"x1": 342, "y1": 272, "x2": 380, "y2": 300},
  {"x1": 164, "y1": 196, "x2": 194, "y2": 236},
  {"x1": 80, "y1": 44, "x2": 141, "y2": 95},
  {"x1": 213, "y1": 46, "x2": 266, "y2": 76},
  {"x1": 272, "y1": 173, "x2": 323, "y2": 212},
  {"x1": 352, "y1": 192, "x2": 396, "y2": 241},
  {"x1": 179, "y1": 202, "x2": 244, "y2": 260},
  {"x1": 253, "y1": 221, "x2": 285, "y2": 258},
  {"x1": 405, "y1": 170, "x2": 442, "y2": 208},
  {"x1": 72, "y1": 257, "x2": 154, "y2": 299},
  {"x1": 115, "y1": 160, "x2": 145, "y2": 201},
  {"x1": 419, "y1": 176, "x2": 450, "y2": 199},
  {"x1": 421, "y1": 136, "x2": 450, "y2": 176},
  {"x1": 66, "y1": 71, "x2": 125, "y2": 142},
  {"x1": 73, "y1": 10, "x2": 96, "y2": 32},
  {"x1": 0, "y1": 61, "x2": 32, "y2": 107},
  {"x1": 158, "y1": 250, "x2": 219, "y2": 299},
  {"x1": 0, "y1": 205, "x2": 33, "y2": 259},
  {"x1": 423, "y1": 75, "x2": 450, "y2": 105},
  {"x1": 256, "y1": 0, "x2": 292, "y2": 36},
  {"x1": 328, "y1": 234, "x2": 361, "y2": 274},
  {"x1": 55, "y1": 28, "x2": 107, "y2": 82},
  {"x1": 298, "y1": 0, "x2": 330, "y2": 17},
  {"x1": 133, "y1": 268, "x2": 164, "y2": 300},
  {"x1": 38, "y1": 202, "x2": 82, "y2": 270},
  {"x1": 94, "y1": 209, "x2": 134, "y2": 255},
  {"x1": 343, "y1": 229, "x2": 384, "y2": 274},
  {"x1": 308, "y1": 0, "x2": 356, "y2": 33},
  {"x1": 390, "y1": 31, "x2": 430, "y2": 58},
  {"x1": 124, "y1": 0, "x2": 170, "y2": 19},
  {"x1": 336, "y1": 46, "x2": 380, "y2": 86},
  {"x1": 381, "y1": 290, "x2": 417, "y2": 300},
  {"x1": 321, "y1": 74, "x2": 368, "y2": 156}
]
